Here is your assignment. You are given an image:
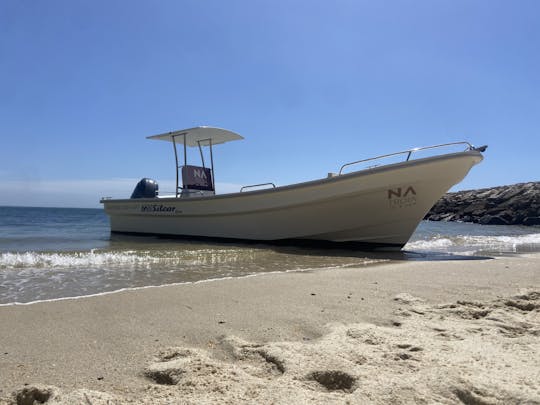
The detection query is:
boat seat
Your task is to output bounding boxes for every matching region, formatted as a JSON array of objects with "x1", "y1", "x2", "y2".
[{"x1": 181, "y1": 165, "x2": 214, "y2": 192}]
